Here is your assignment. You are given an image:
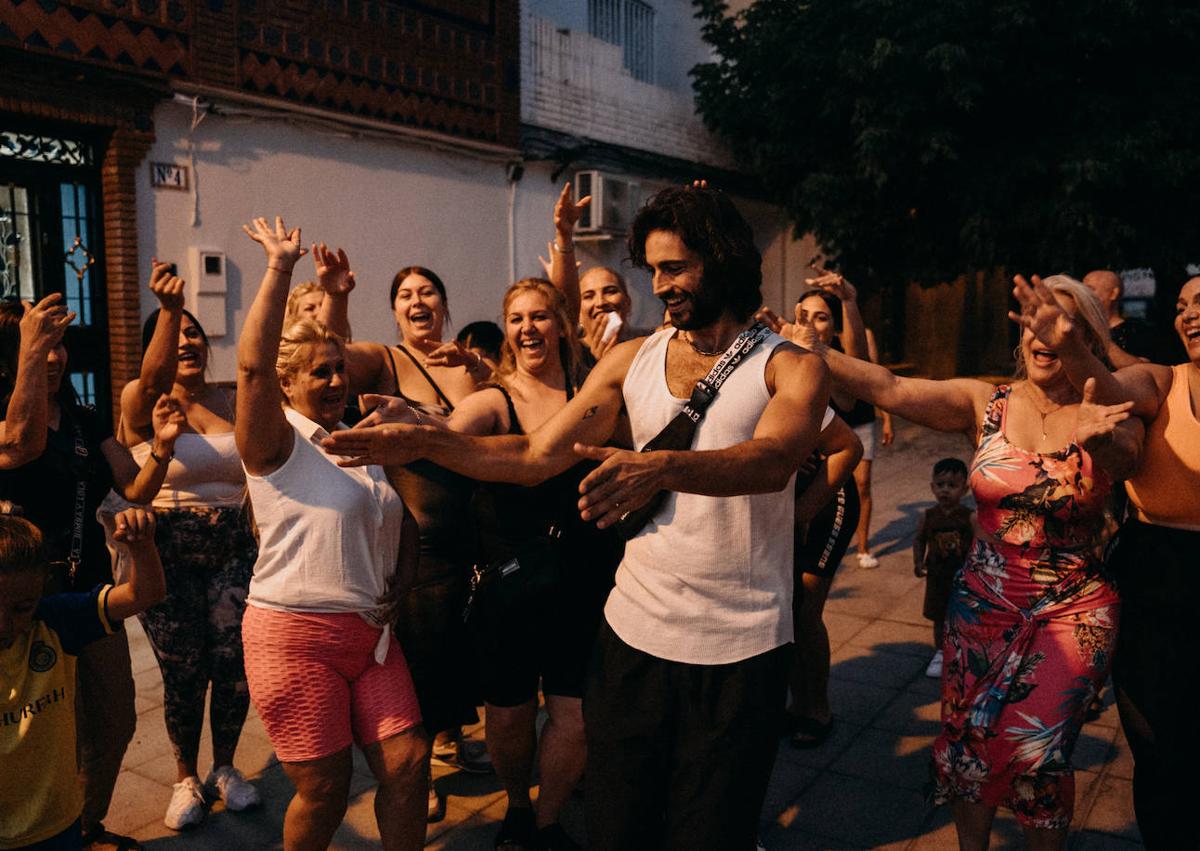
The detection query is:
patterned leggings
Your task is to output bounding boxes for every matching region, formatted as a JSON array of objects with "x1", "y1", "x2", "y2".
[{"x1": 138, "y1": 507, "x2": 257, "y2": 767}]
